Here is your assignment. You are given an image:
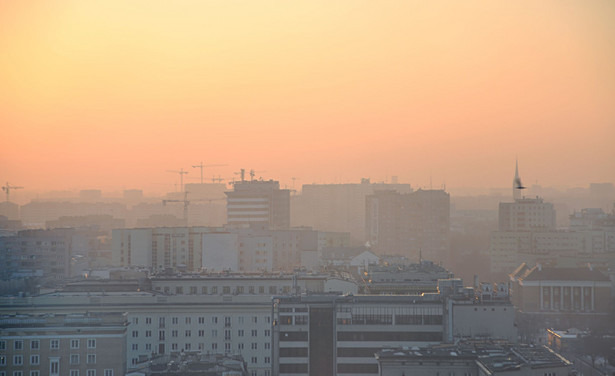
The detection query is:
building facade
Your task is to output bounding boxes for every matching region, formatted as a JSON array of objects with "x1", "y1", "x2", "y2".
[
  {"x1": 273, "y1": 294, "x2": 445, "y2": 376},
  {"x1": 294, "y1": 181, "x2": 413, "y2": 244},
  {"x1": 0, "y1": 312, "x2": 127, "y2": 376},
  {"x1": 509, "y1": 264, "x2": 611, "y2": 314},
  {"x1": 498, "y1": 197, "x2": 556, "y2": 232},
  {"x1": 366, "y1": 189, "x2": 450, "y2": 263},
  {"x1": 226, "y1": 180, "x2": 290, "y2": 230}
]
